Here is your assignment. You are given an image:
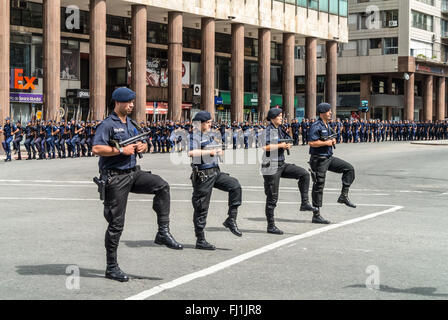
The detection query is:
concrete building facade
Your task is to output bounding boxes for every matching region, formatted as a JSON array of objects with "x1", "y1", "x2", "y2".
[
  {"x1": 0, "y1": 0, "x2": 349, "y2": 127},
  {"x1": 295, "y1": 0, "x2": 448, "y2": 121}
]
